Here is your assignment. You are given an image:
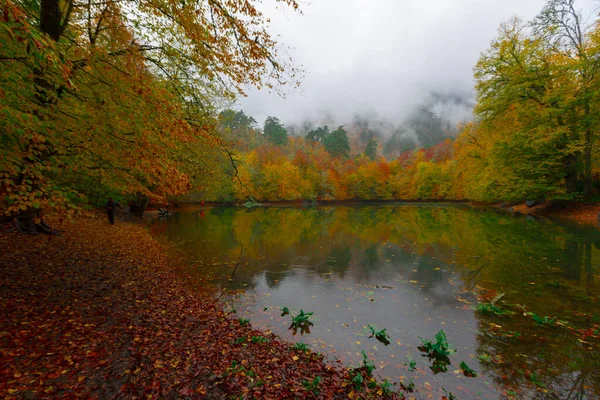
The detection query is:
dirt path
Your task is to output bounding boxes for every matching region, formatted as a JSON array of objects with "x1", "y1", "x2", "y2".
[{"x1": 0, "y1": 217, "x2": 398, "y2": 399}]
